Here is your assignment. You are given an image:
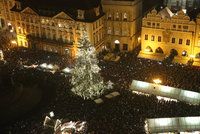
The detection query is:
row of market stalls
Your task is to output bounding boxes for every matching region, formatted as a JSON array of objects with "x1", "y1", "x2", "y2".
[
  {"x1": 145, "y1": 116, "x2": 200, "y2": 134},
  {"x1": 130, "y1": 80, "x2": 200, "y2": 133},
  {"x1": 130, "y1": 80, "x2": 200, "y2": 105}
]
